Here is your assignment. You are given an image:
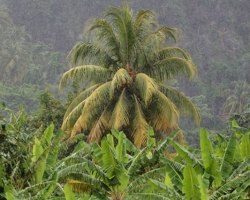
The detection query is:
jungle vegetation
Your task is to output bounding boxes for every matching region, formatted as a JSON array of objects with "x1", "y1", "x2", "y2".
[{"x1": 1, "y1": 1, "x2": 250, "y2": 199}]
